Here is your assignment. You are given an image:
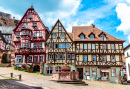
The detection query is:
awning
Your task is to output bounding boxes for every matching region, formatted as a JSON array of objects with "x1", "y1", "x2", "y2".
[{"x1": 101, "y1": 69, "x2": 109, "y2": 72}]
